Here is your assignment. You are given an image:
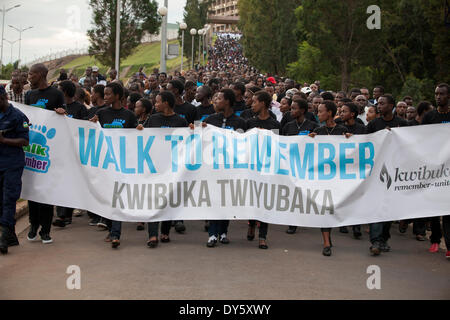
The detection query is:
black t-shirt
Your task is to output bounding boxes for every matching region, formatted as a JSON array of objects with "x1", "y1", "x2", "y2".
[
  {"x1": 96, "y1": 107, "x2": 138, "y2": 128},
  {"x1": 344, "y1": 122, "x2": 366, "y2": 134},
  {"x1": 246, "y1": 116, "x2": 281, "y2": 131},
  {"x1": 66, "y1": 101, "x2": 88, "y2": 120},
  {"x1": 336, "y1": 117, "x2": 365, "y2": 126},
  {"x1": 313, "y1": 124, "x2": 348, "y2": 136},
  {"x1": 240, "y1": 108, "x2": 277, "y2": 121},
  {"x1": 143, "y1": 113, "x2": 188, "y2": 128},
  {"x1": 233, "y1": 100, "x2": 247, "y2": 114},
  {"x1": 421, "y1": 109, "x2": 450, "y2": 125},
  {"x1": 280, "y1": 111, "x2": 317, "y2": 129},
  {"x1": 282, "y1": 119, "x2": 319, "y2": 136},
  {"x1": 366, "y1": 116, "x2": 409, "y2": 133},
  {"x1": 408, "y1": 119, "x2": 420, "y2": 126},
  {"x1": 174, "y1": 102, "x2": 197, "y2": 124},
  {"x1": 25, "y1": 86, "x2": 65, "y2": 111},
  {"x1": 87, "y1": 104, "x2": 108, "y2": 120},
  {"x1": 205, "y1": 113, "x2": 247, "y2": 131},
  {"x1": 196, "y1": 104, "x2": 216, "y2": 121}
]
